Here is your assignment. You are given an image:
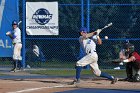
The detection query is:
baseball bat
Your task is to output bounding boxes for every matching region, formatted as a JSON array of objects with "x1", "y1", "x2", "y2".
[
  {"x1": 18, "y1": 21, "x2": 22, "y2": 25},
  {"x1": 100, "y1": 22, "x2": 112, "y2": 31},
  {"x1": 94, "y1": 22, "x2": 113, "y2": 36}
]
